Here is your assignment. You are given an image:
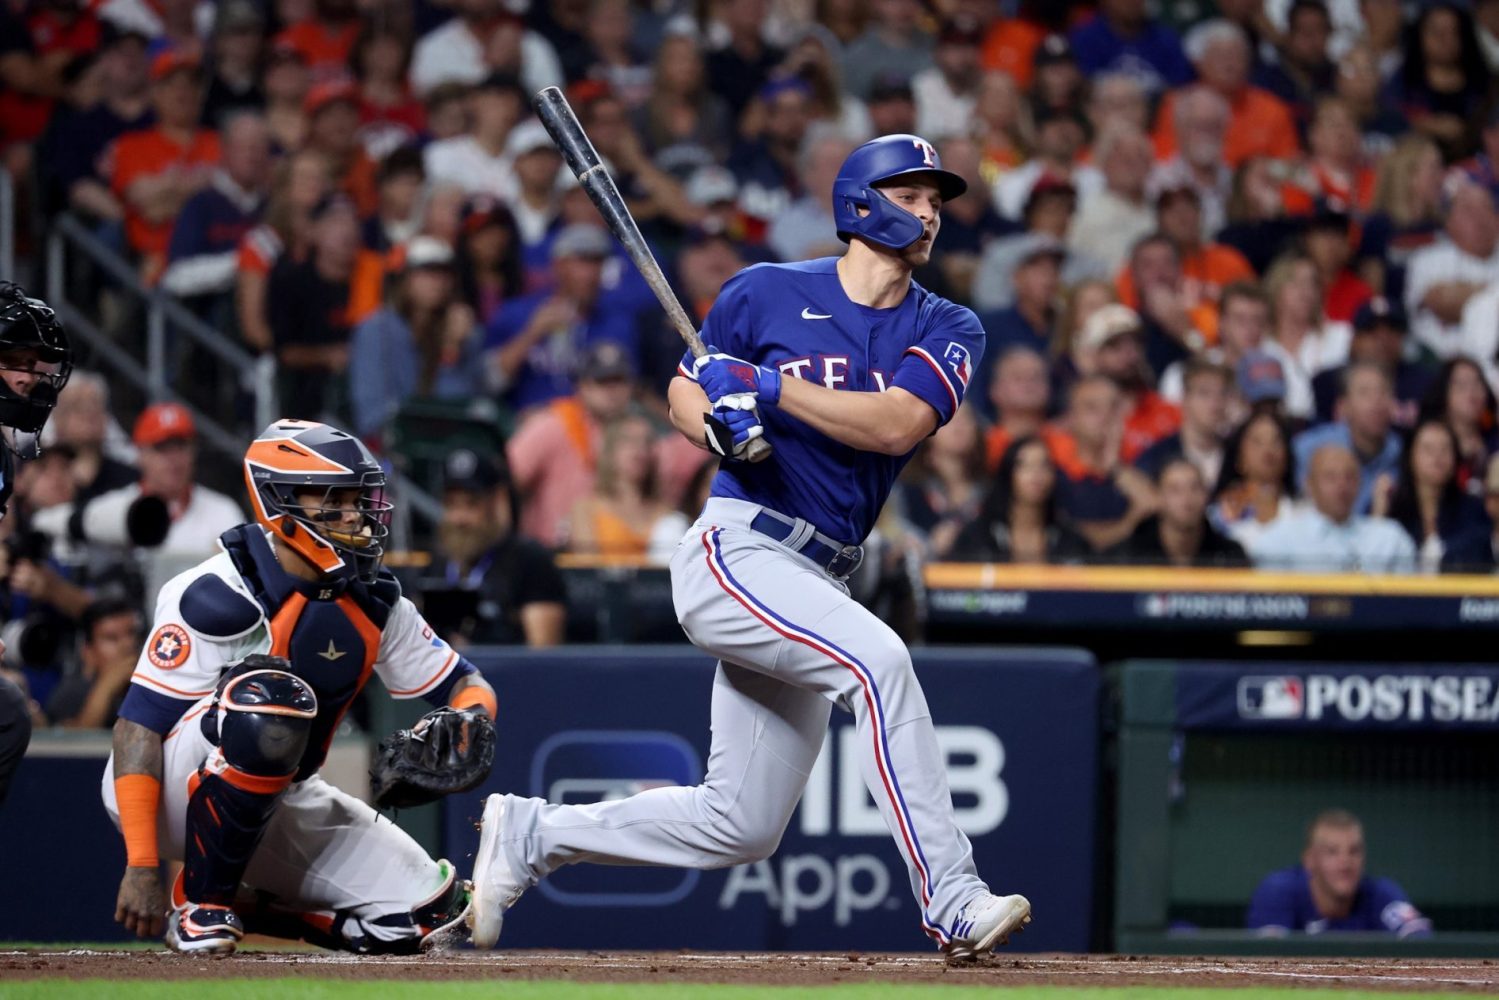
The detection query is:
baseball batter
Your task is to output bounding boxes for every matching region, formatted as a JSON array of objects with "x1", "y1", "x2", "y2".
[
  {"x1": 102, "y1": 419, "x2": 497, "y2": 955},
  {"x1": 470, "y1": 134, "x2": 1031, "y2": 957}
]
